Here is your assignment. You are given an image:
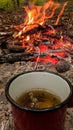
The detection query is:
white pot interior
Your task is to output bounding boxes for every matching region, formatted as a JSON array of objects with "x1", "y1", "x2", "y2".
[{"x1": 9, "y1": 72, "x2": 71, "y2": 103}]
